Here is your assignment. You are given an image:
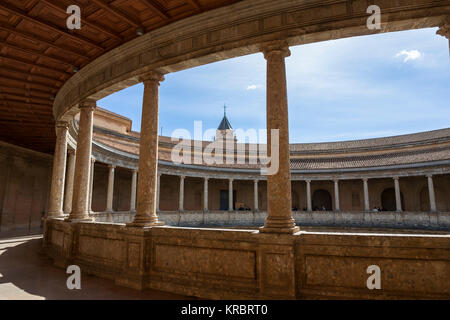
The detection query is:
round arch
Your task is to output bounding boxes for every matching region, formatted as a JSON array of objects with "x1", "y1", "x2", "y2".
[
  {"x1": 381, "y1": 188, "x2": 404, "y2": 211},
  {"x1": 312, "y1": 189, "x2": 332, "y2": 211}
]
